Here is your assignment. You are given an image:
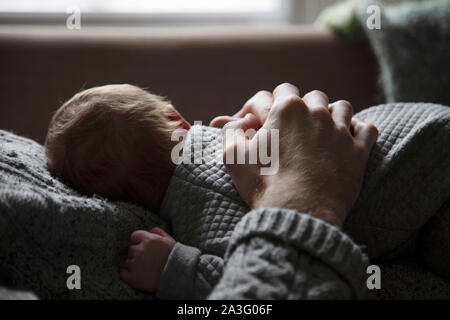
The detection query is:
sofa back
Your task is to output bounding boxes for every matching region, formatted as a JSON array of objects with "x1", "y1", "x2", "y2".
[{"x1": 0, "y1": 25, "x2": 377, "y2": 143}]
